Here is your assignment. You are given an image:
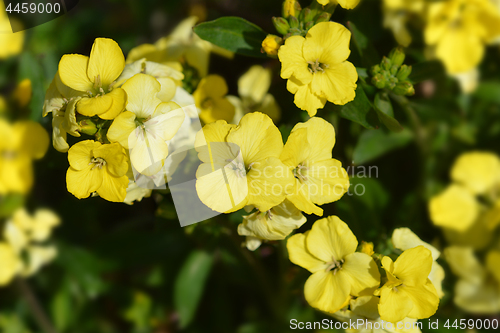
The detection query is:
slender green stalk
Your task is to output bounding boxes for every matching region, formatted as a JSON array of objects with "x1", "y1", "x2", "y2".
[{"x1": 17, "y1": 279, "x2": 59, "y2": 333}]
